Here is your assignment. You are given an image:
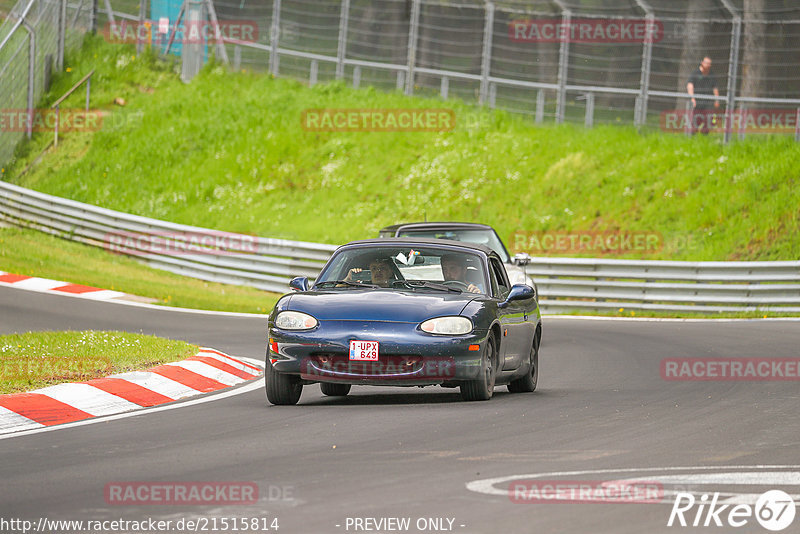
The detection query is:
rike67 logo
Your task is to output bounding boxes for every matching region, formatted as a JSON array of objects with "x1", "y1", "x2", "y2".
[{"x1": 668, "y1": 490, "x2": 796, "y2": 531}]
